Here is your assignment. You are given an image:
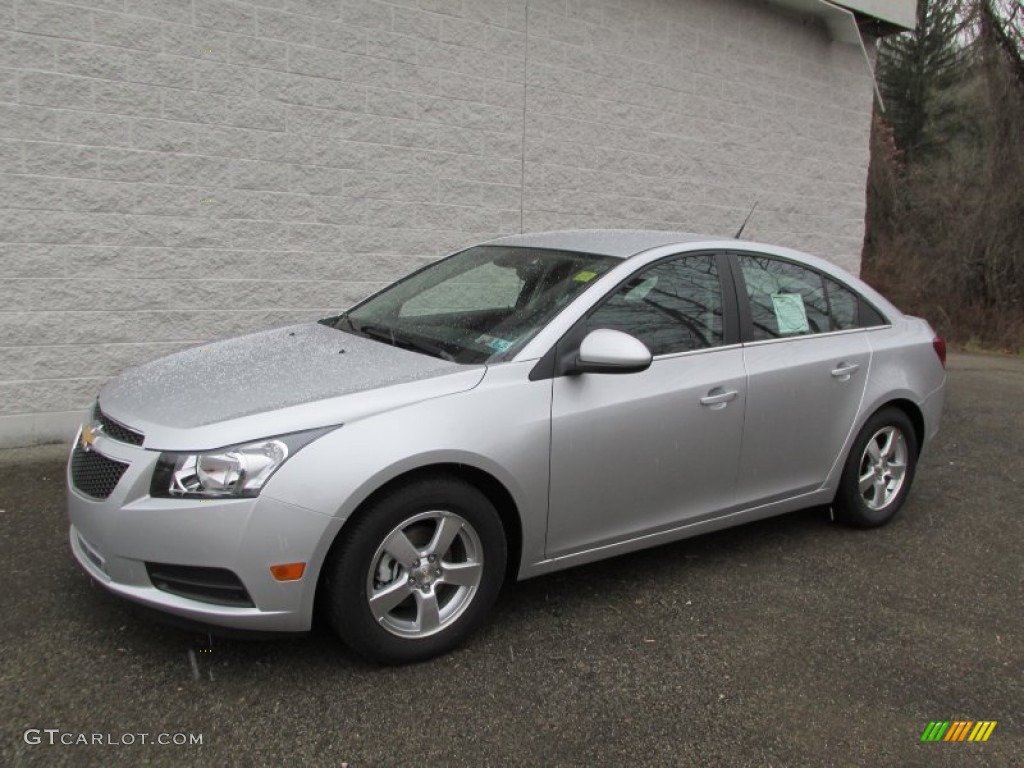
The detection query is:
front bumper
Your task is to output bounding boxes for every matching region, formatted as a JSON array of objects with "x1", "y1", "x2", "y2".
[{"x1": 66, "y1": 430, "x2": 342, "y2": 632}]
